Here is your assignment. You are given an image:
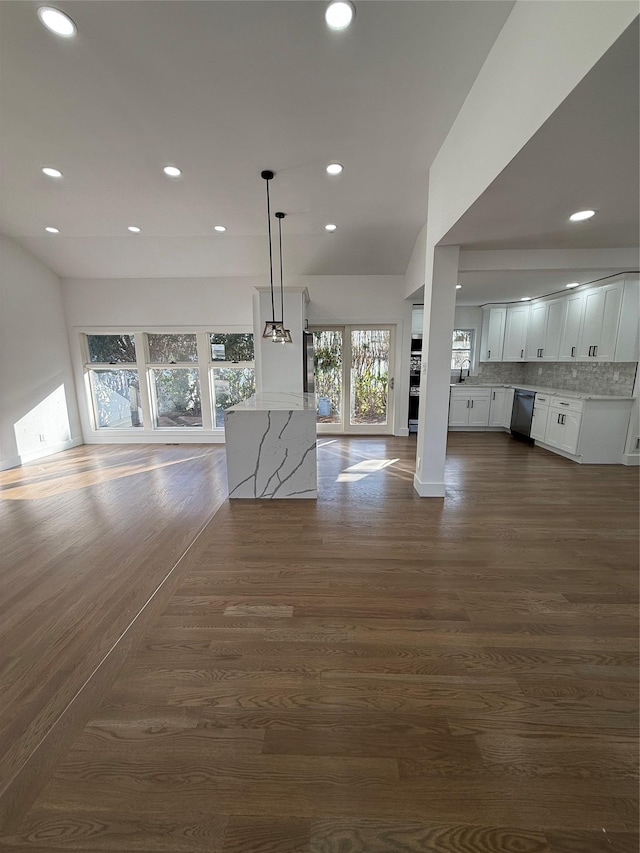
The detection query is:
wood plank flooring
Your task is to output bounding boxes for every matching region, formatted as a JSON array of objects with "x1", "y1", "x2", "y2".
[{"x1": 1, "y1": 433, "x2": 638, "y2": 851}]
